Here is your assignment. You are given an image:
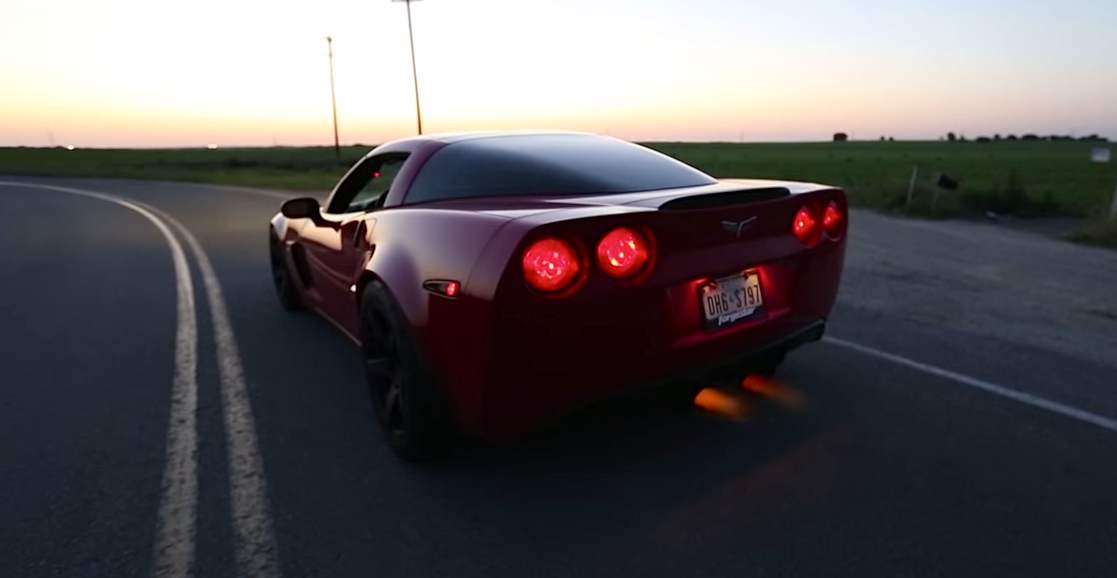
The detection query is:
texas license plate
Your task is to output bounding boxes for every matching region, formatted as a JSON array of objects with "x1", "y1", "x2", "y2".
[{"x1": 699, "y1": 272, "x2": 764, "y2": 331}]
